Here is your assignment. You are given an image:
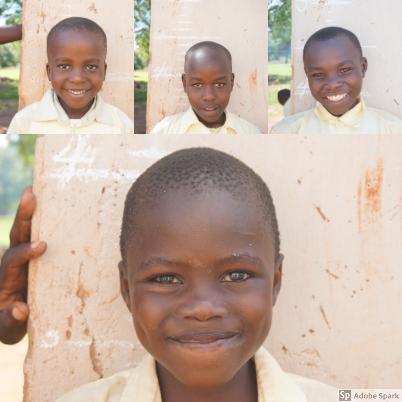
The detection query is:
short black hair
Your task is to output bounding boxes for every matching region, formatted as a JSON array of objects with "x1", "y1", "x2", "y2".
[
  {"x1": 185, "y1": 41, "x2": 232, "y2": 71},
  {"x1": 303, "y1": 26, "x2": 362, "y2": 62},
  {"x1": 120, "y1": 148, "x2": 280, "y2": 267},
  {"x1": 278, "y1": 89, "x2": 290, "y2": 103},
  {"x1": 47, "y1": 17, "x2": 107, "y2": 57}
]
